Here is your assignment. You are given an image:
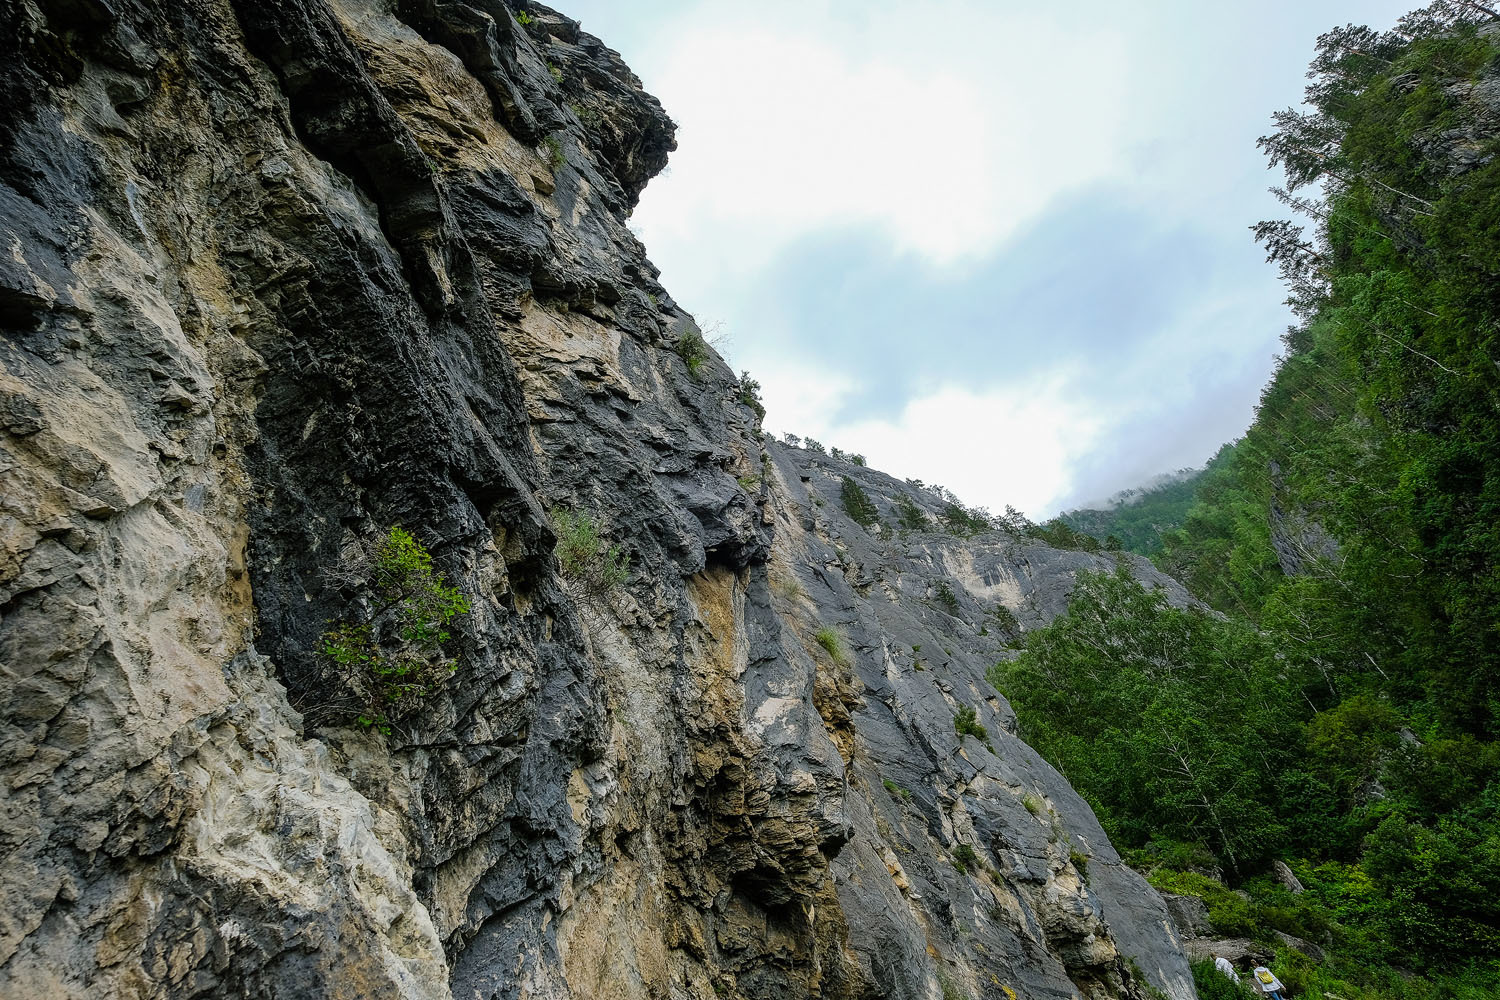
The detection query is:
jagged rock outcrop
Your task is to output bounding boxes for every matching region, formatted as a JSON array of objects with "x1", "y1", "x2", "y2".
[{"x1": 0, "y1": 1, "x2": 1192, "y2": 998}]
